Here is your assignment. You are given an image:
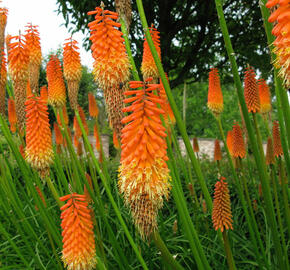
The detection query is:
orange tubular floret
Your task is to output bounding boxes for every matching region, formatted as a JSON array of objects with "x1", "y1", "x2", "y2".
[
  {"x1": 272, "y1": 121, "x2": 283, "y2": 157},
  {"x1": 60, "y1": 193, "x2": 97, "y2": 270},
  {"x1": 88, "y1": 92, "x2": 99, "y2": 118},
  {"x1": 40, "y1": 86, "x2": 48, "y2": 101},
  {"x1": 212, "y1": 177, "x2": 233, "y2": 232},
  {"x1": 244, "y1": 67, "x2": 260, "y2": 113},
  {"x1": 232, "y1": 122, "x2": 246, "y2": 159},
  {"x1": 141, "y1": 25, "x2": 161, "y2": 80},
  {"x1": 88, "y1": 6, "x2": 130, "y2": 90},
  {"x1": 258, "y1": 79, "x2": 271, "y2": 114},
  {"x1": 207, "y1": 68, "x2": 223, "y2": 115},
  {"x1": 25, "y1": 94, "x2": 53, "y2": 175},
  {"x1": 46, "y1": 55, "x2": 66, "y2": 108},
  {"x1": 118, "y1": 78, "x2": 171, "y2": 239},
  {"x1": 0, "y1": 50, "x2": 7, "y2": 115}
]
